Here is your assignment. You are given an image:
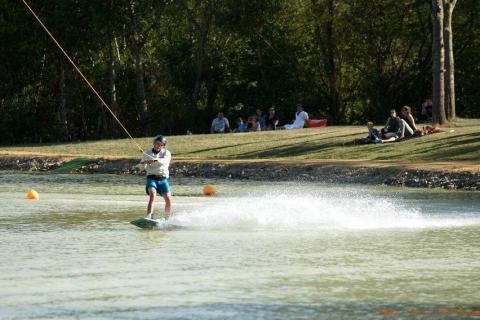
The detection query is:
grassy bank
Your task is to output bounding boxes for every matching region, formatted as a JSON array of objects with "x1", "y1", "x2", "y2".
[{"x1": 1, "y1": 119, "x2": 479, "y2": 162}]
